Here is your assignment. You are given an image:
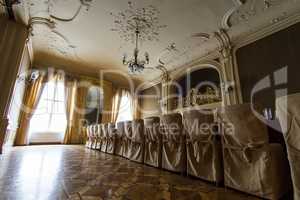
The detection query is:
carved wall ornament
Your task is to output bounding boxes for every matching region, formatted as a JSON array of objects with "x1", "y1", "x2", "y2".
[
  {"x1": 214, "y1": 29, "x2": 232, "y2": 60},
  {"x1": 221, "y1": 0, "x2": 244, "y2": 29}
]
